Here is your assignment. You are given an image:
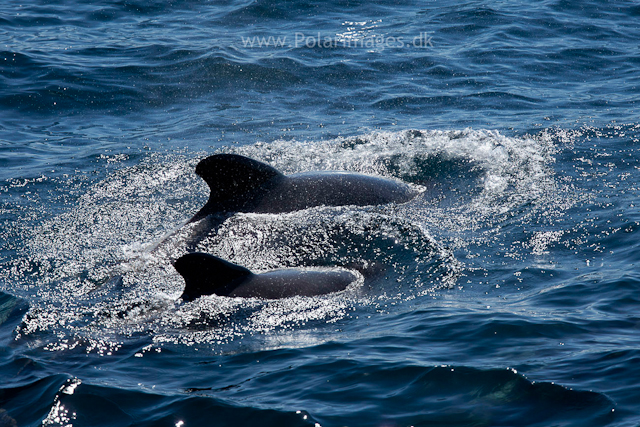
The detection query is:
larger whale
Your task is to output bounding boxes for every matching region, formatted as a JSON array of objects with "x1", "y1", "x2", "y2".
[{"x1": 189, "y1": 153, "x2": 421, "y2": 222}]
